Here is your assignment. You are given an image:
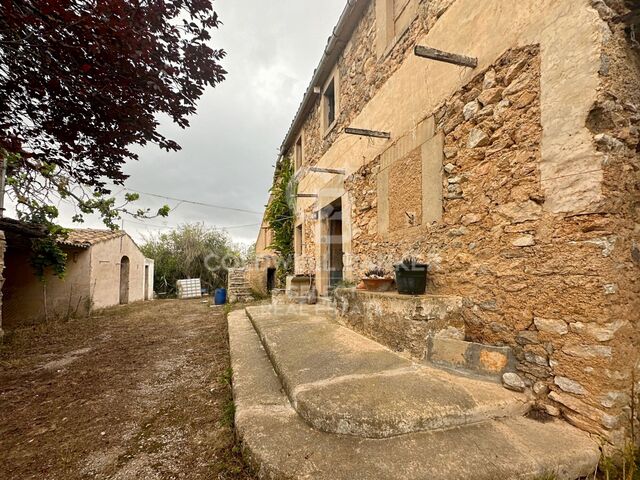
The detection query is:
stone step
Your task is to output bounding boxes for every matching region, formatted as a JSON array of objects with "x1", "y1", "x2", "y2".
[
  {"x1": 246, "y1": 305, "x2": 530, "y2": 438},
  {"x1": 228, "y1": 310, "x2": 600, "y2": 480},
  {"x1": 316, "y1": 296, "x2": 336, "y2": 307}
]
